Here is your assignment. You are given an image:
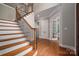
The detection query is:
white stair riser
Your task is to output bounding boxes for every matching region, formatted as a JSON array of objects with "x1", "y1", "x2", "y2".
[
  {"x1": 0, "y1": 23, "x2": 19, "y2": 26},
  {"x1": 0, "y1": 27, "x2": 20, "y2": 29},
  {"x1": 0, "y1": 42, "x2": 30, "y2": 55},
  {"x1": 0, "y1": 20, "x2": 17, "y2": 24},
  {"x1": 16, "y1": 47, "x2": 33, "y2": 56},
  {"x1": 0, "y1": 31, "x2": 22, "y2": 34},
  {"x1": 0, "y1": 38, "x2": 27, "y2": 46},
  {"x1": 0, "y1": 34, "x2": 25, "y2": 40}
]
